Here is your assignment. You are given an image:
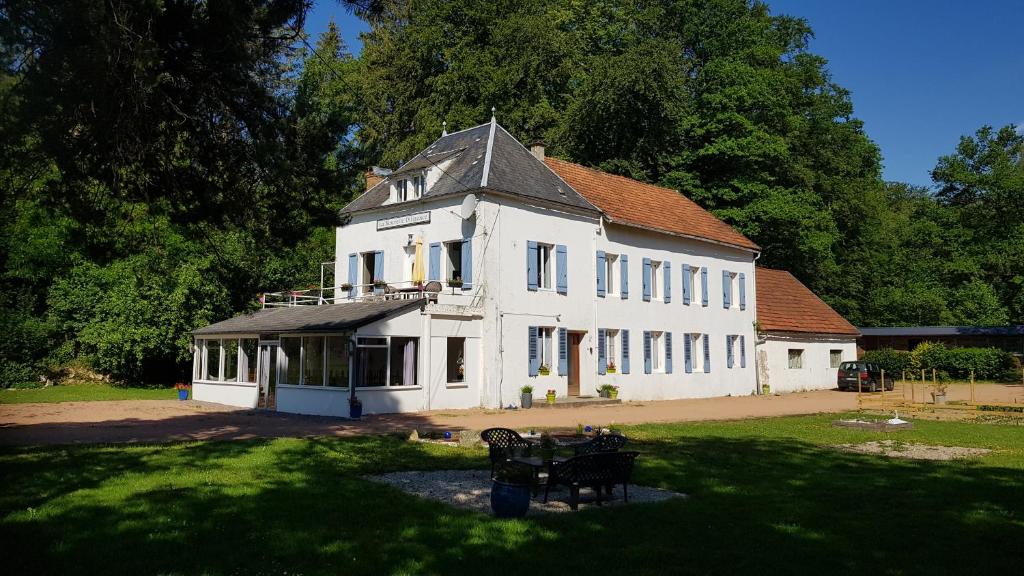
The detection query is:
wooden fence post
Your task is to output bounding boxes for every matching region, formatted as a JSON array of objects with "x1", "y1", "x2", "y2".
[
  {"x1": 857, "y1": 369, "x2": 862, "y2": 402},
  {"x1": 881, "y1": 369, "x2": 885, "y2": 399},
  {"x1": 902, "y1": 370, "x2": 907, "y2": 400}
]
